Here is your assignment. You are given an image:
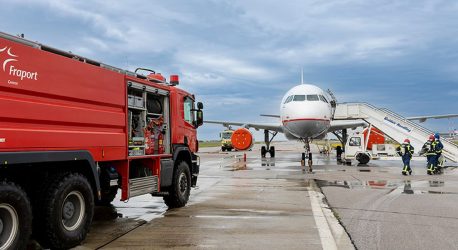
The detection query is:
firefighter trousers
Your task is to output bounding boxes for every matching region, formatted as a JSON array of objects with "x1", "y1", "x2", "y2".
[
  {"x1": 402, "y1": 155, "x2": 412, "y2": 174},
  {"x1": 426, "y1": 155, "x2": 437, "y2": 173}
]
